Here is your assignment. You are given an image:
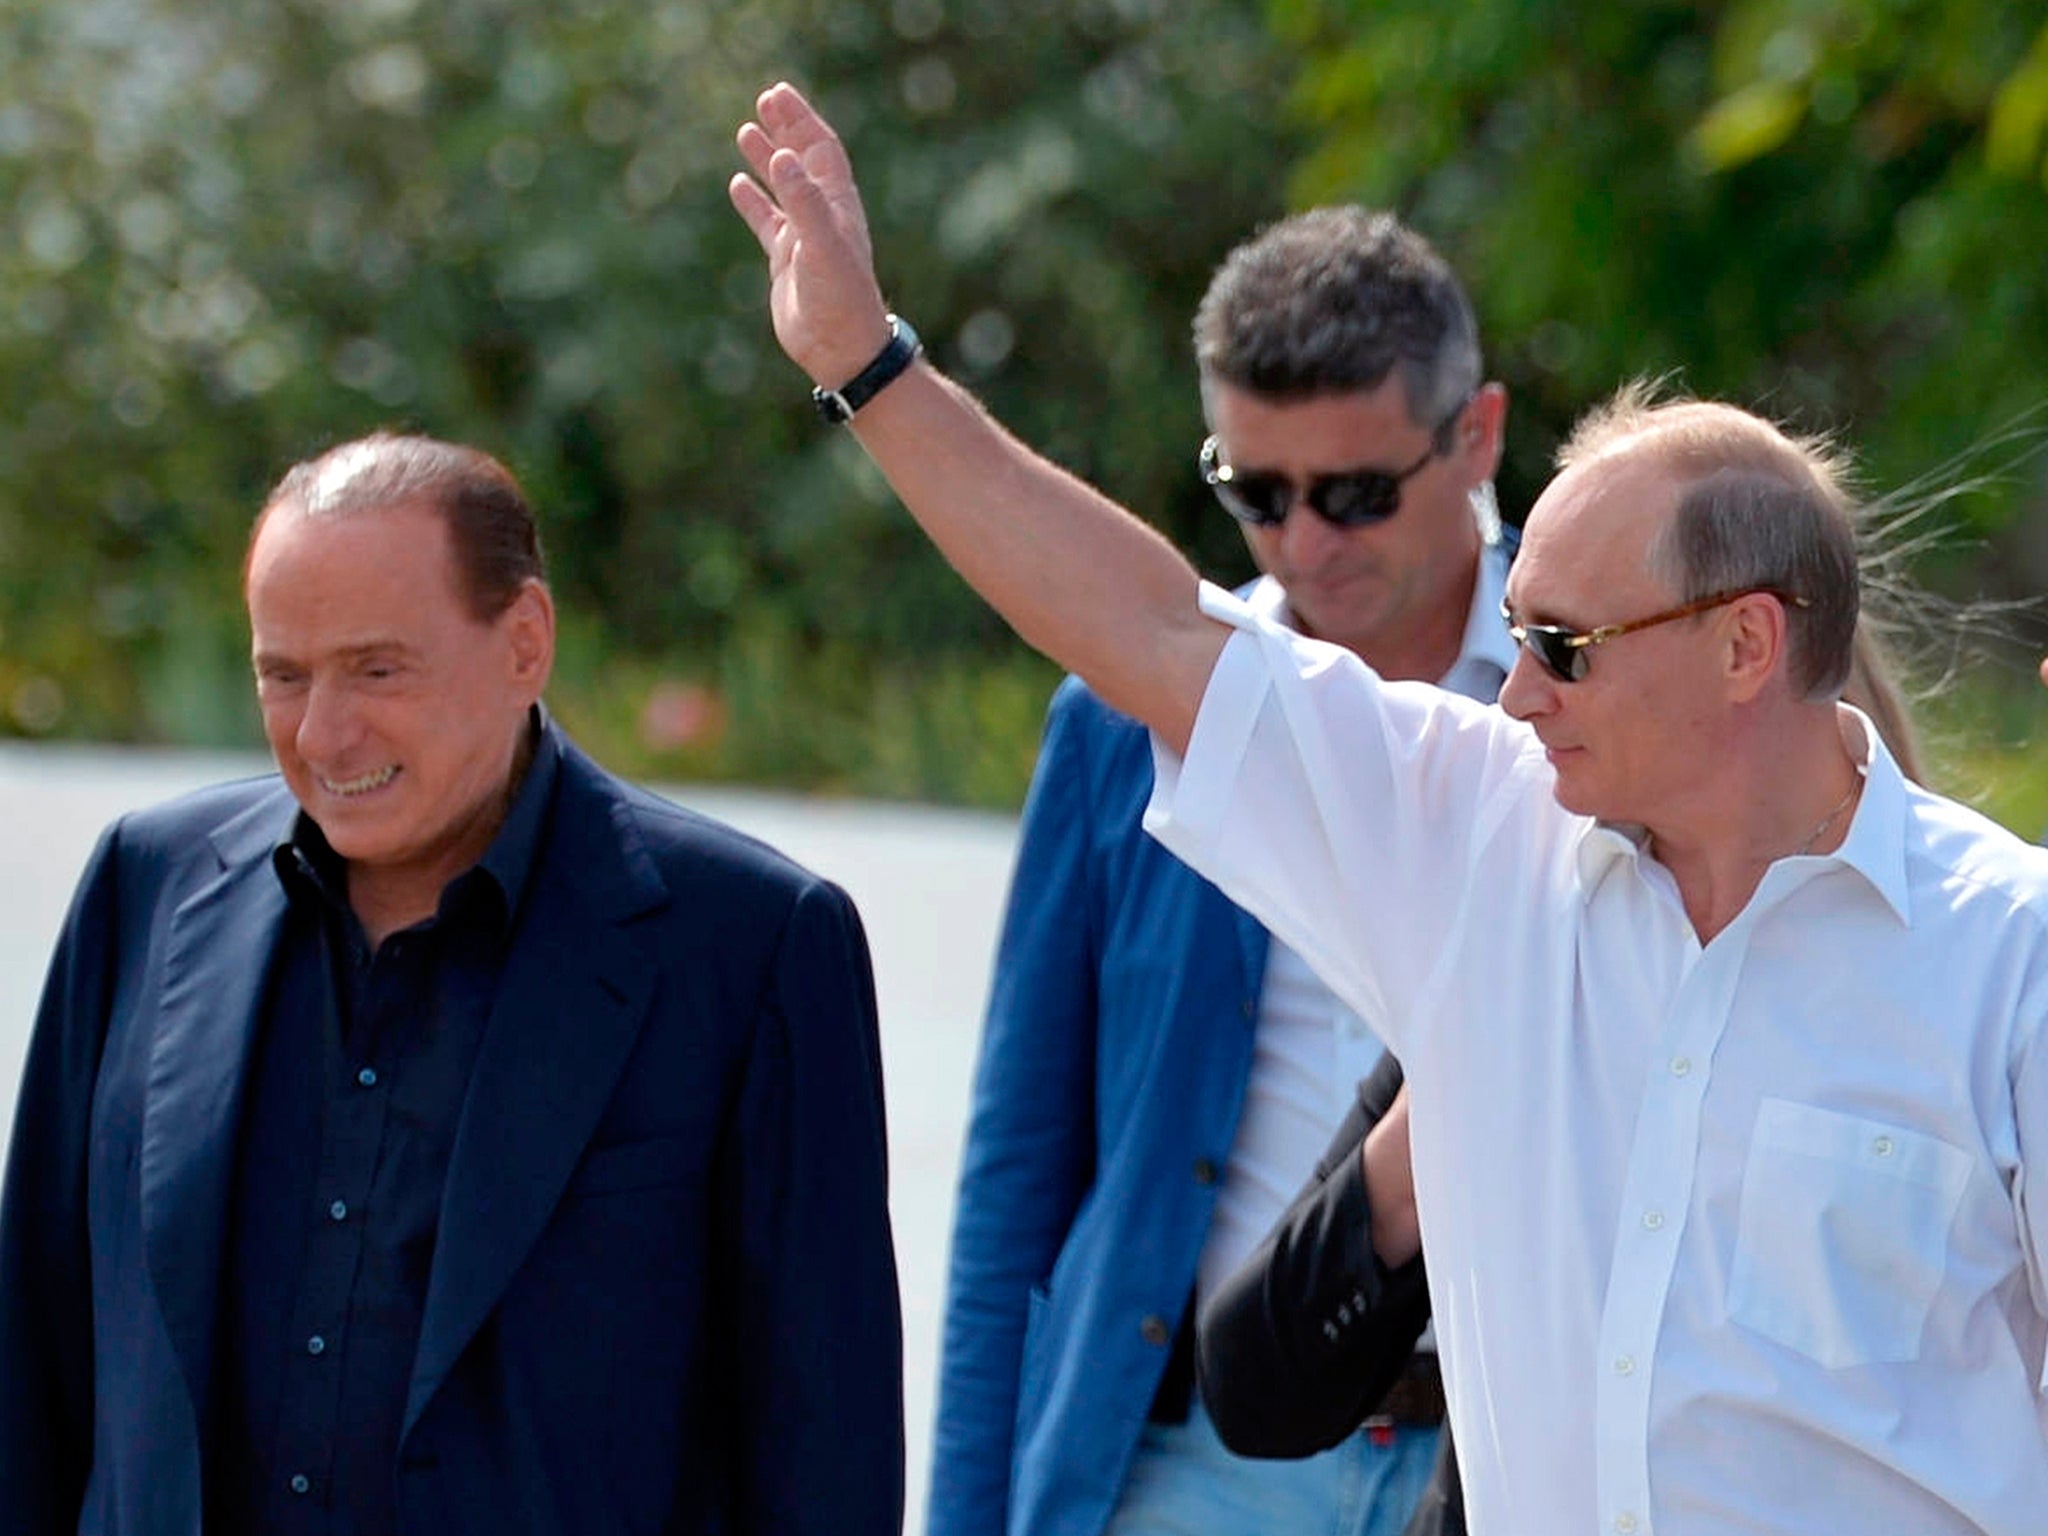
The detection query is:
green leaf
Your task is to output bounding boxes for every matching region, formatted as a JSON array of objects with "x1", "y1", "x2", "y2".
[{"x1": 1689, "y1": 80, "x2": 1808, "y2": 170}]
